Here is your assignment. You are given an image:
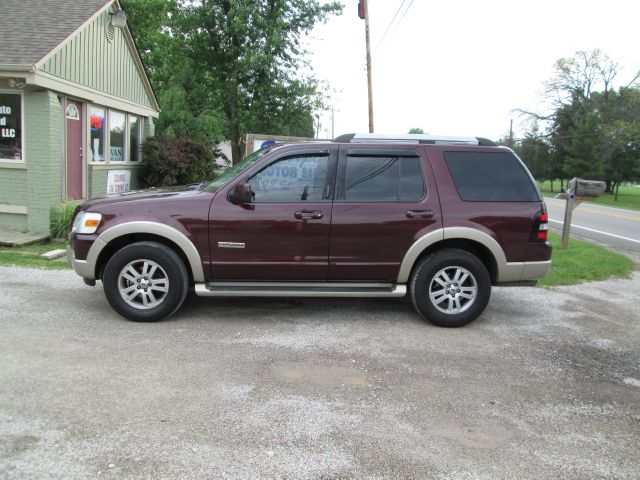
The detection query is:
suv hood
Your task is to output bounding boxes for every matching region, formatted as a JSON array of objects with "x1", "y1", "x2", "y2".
[{"x1": 79, "y1": 186, "x2": 203, "y2": 210}]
